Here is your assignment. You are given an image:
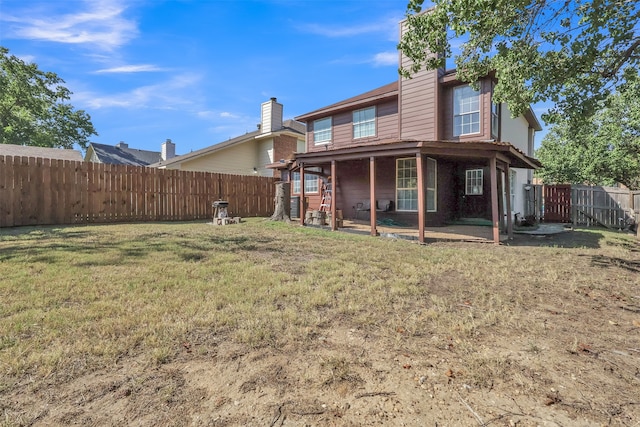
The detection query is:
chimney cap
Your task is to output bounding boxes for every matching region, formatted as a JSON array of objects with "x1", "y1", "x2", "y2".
[
  {"x1": 270, "y1": 97, "x2": 277, "y2": 102},
  {"x1": 165, "y1": 138, "x2": 173, "y2": 144}
]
